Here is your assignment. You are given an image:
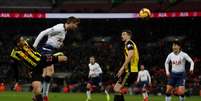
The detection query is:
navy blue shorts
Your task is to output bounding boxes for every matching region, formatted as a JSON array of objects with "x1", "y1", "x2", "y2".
[
  {"x1": 167, "y1": 72, "x2": 186, "y2": 87},
  {"x1": 138, "y1": 81, "x2": 149, "y2": 88},
  {"x1": 40, "y1": 44, "x2": 56, "y2": 55},
  {"x1": 88, "y1": 76, "x2": 102, "y2": 87}
]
